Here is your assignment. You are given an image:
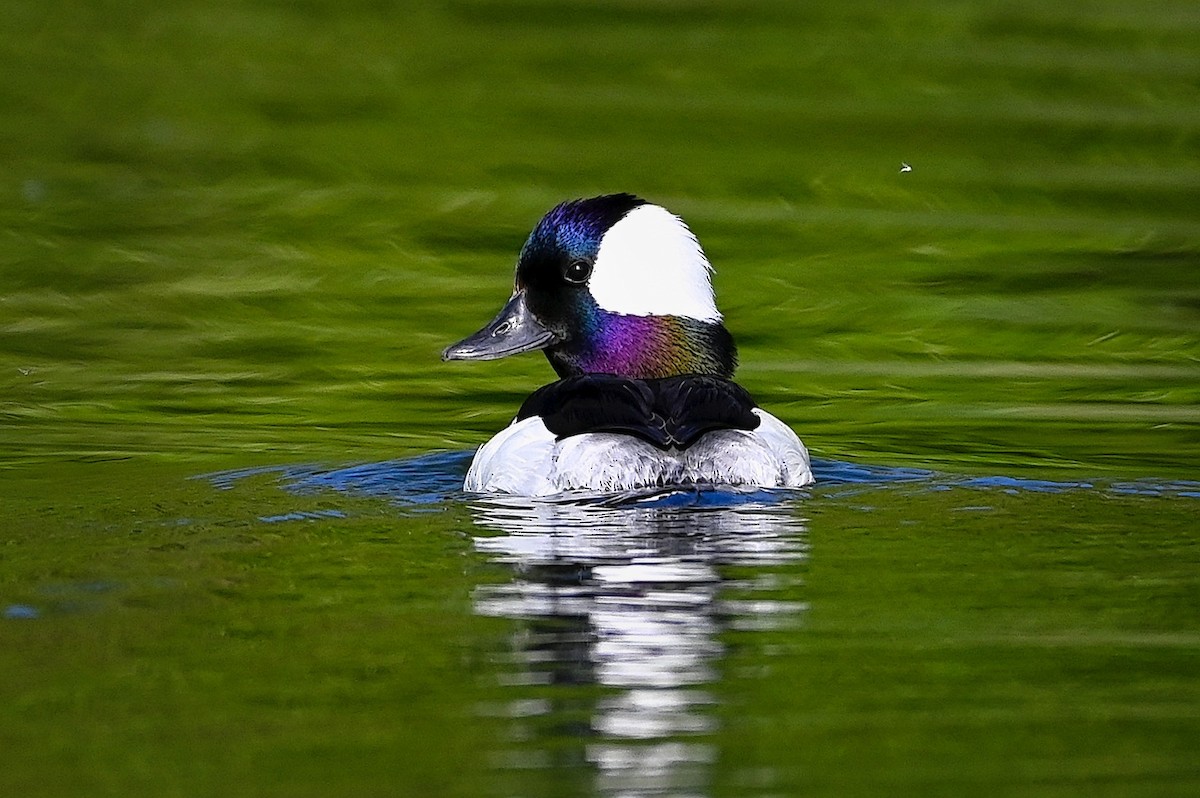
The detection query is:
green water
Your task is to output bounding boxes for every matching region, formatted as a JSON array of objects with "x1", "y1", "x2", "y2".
[{"x1": 2, "y1": 1, "x2": 1199, "y2": 795}]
